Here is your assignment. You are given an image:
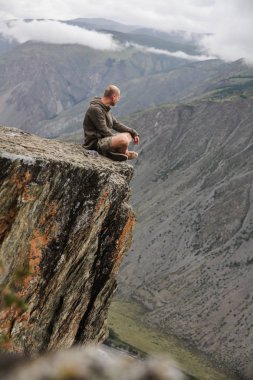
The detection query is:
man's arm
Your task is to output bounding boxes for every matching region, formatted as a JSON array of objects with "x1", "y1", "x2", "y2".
[
  {"x1": 89, "y1": 107, "x2": 114, "y2": 137},
  {"x1": 112, "y1": 116, "x2": 139, "y2": 139}
]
